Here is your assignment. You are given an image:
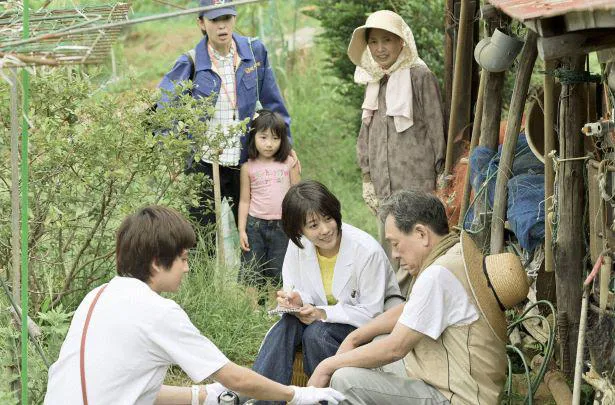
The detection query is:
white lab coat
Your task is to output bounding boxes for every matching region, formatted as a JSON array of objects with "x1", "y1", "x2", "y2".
[{"x1": 282, "y1": 223, "x2": 403, "y2": 328}]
